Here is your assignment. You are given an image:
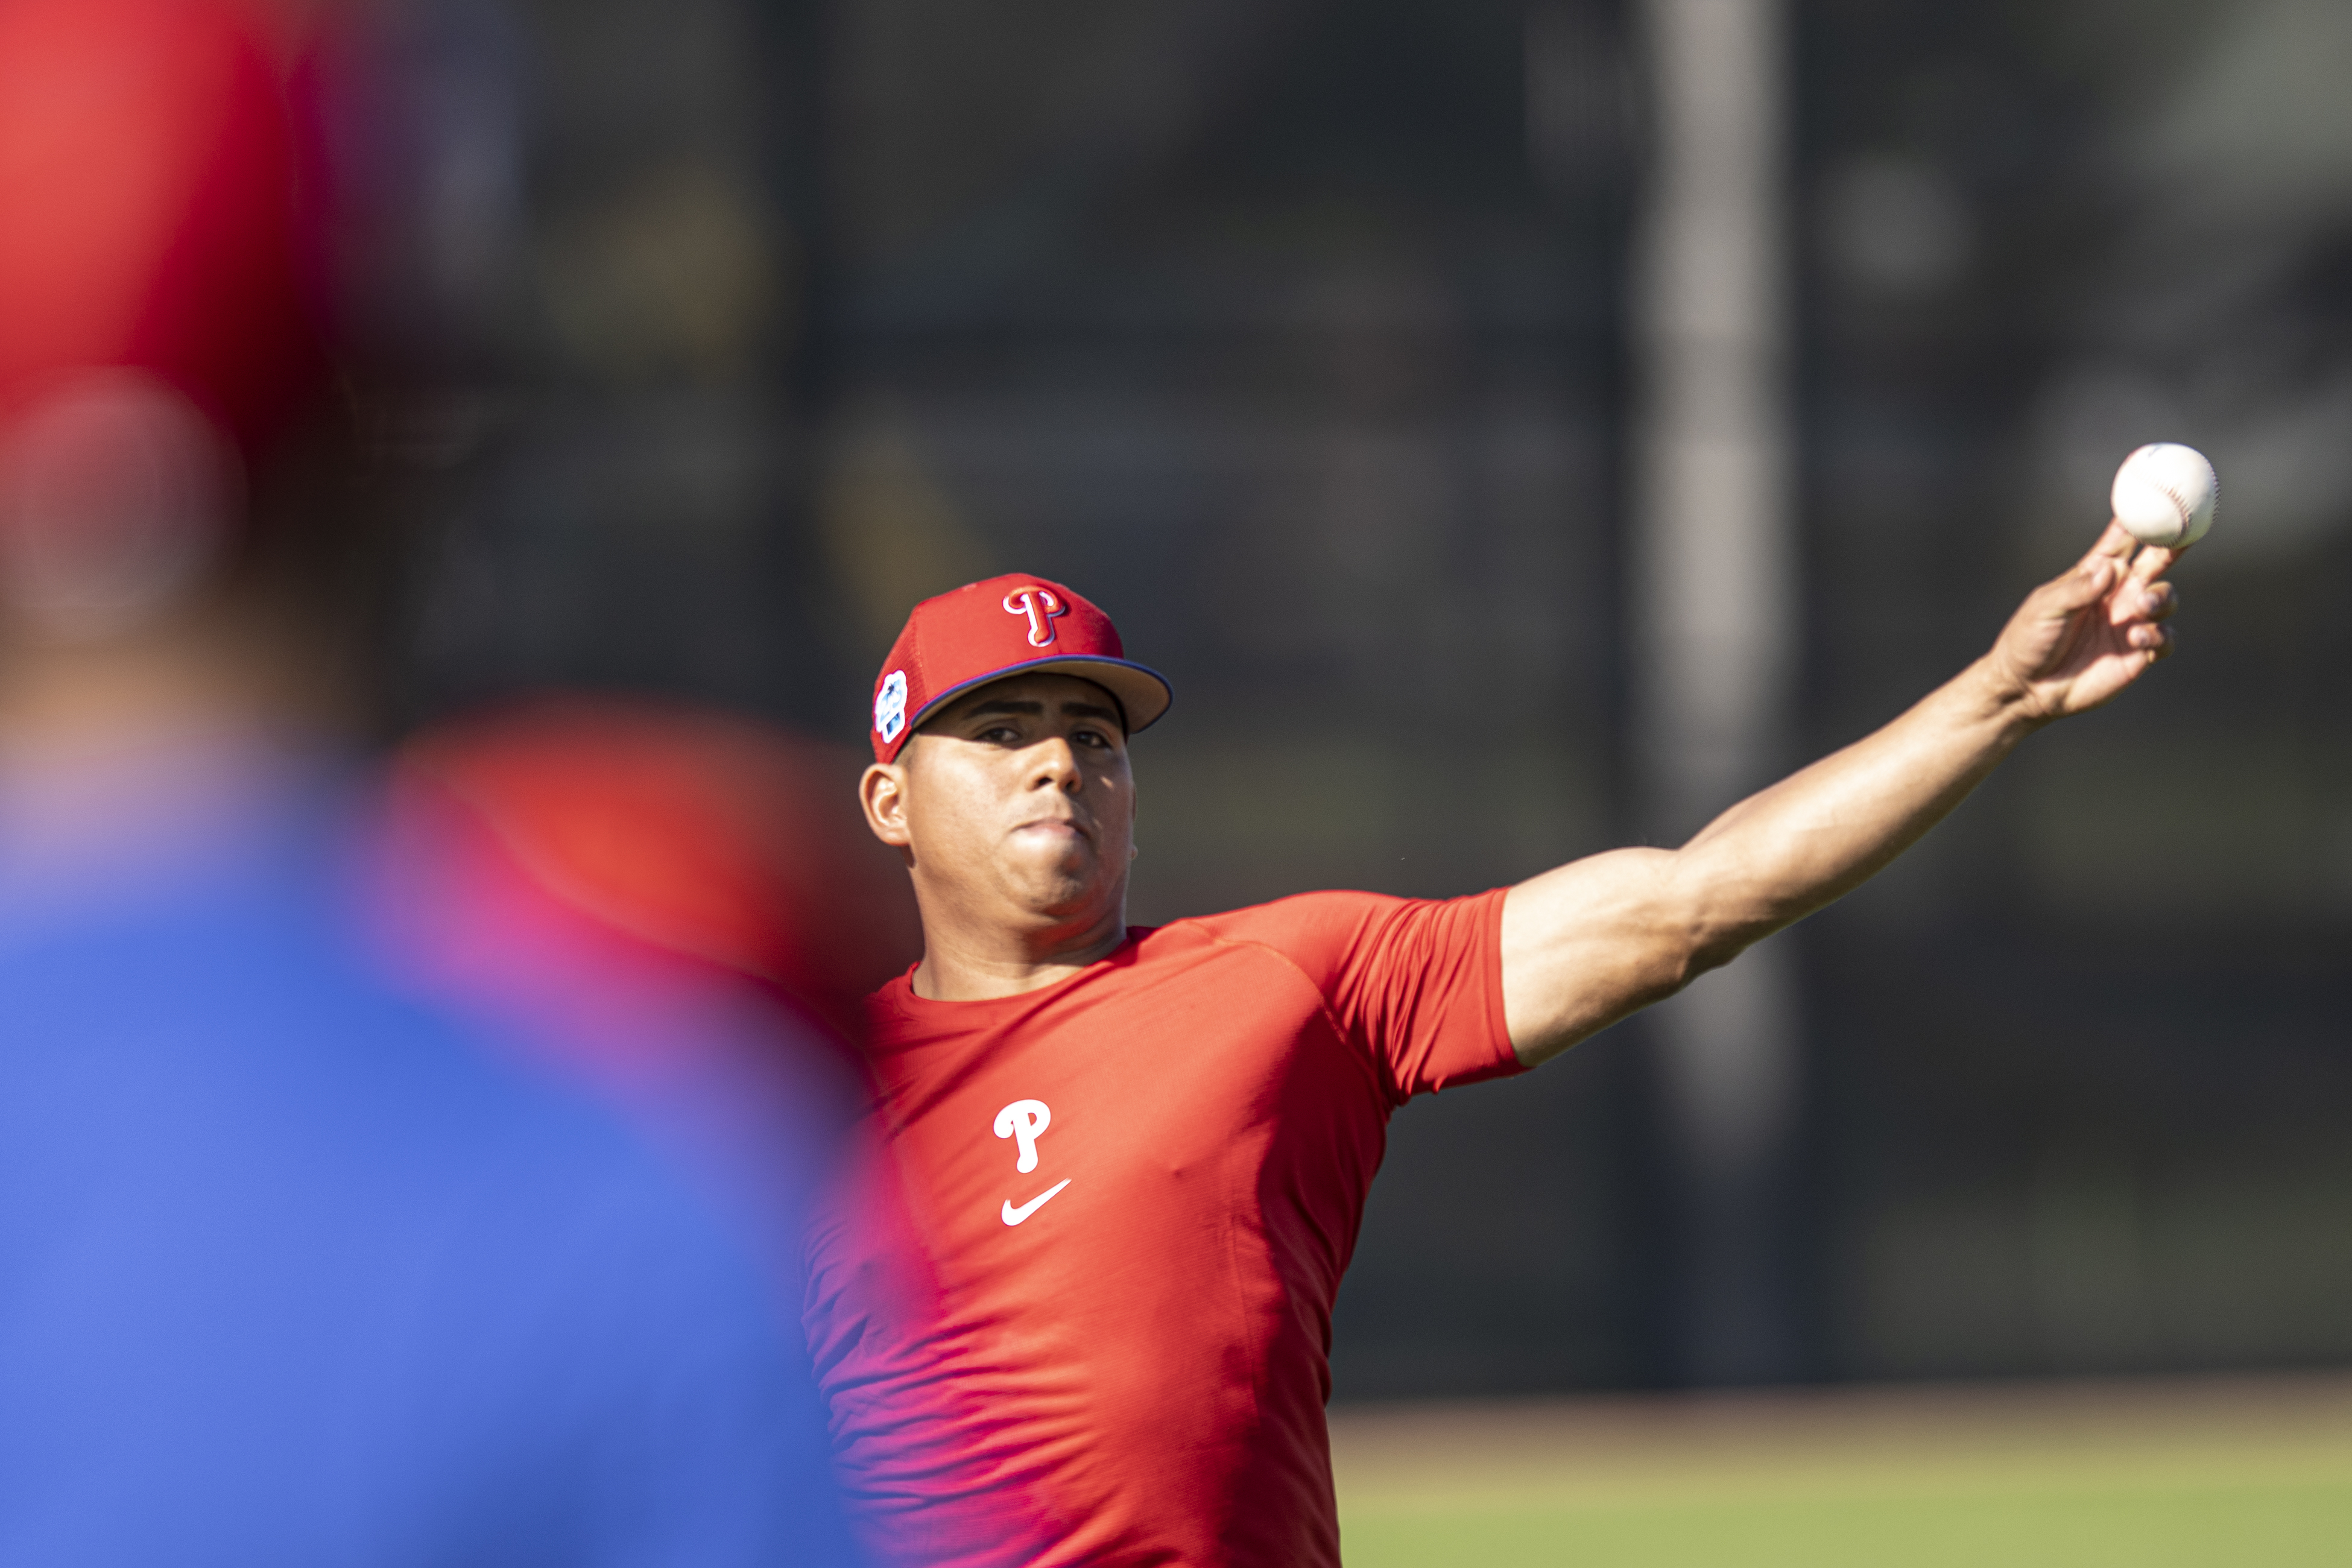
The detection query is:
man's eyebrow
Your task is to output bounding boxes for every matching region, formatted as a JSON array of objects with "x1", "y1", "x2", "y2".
[{"x1": 949, "y1": 695, "x2": 1125, "y2": 729}]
